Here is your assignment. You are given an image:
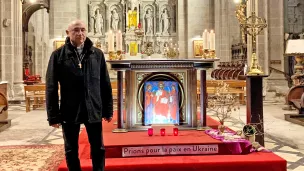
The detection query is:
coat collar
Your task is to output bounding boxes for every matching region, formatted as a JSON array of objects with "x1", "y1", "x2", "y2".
[{"x1": 65, "y1": 37, "x2": 95, "y2": 55}]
